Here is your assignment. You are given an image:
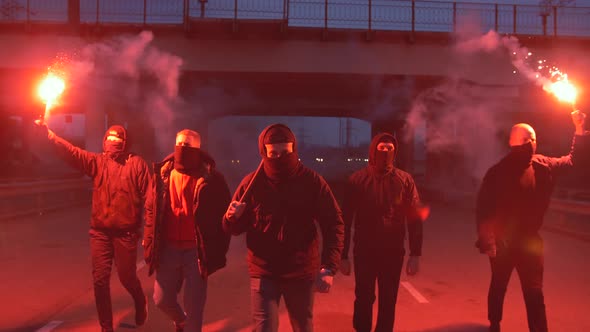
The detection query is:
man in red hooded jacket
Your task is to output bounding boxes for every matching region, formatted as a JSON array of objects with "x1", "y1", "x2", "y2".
[
  {"x1": 340, "y1": 132, "x2": 429, "y2": 332},
  {"x1": 143, "y1": 129, "x2": 231, "y2": 332},
  {"x1": 36, "y1": 121, "x2": 149, "y2": 332}
]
